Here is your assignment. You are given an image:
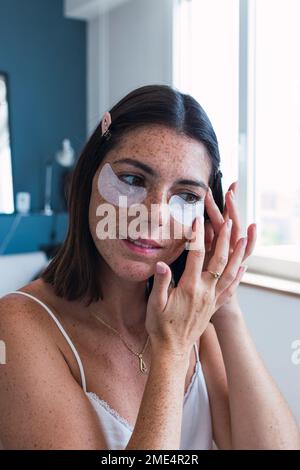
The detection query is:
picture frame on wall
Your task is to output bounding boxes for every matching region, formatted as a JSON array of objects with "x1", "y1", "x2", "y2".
[{"x1": 0, "y1": 71, "x2": 14, "y2": 214}]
